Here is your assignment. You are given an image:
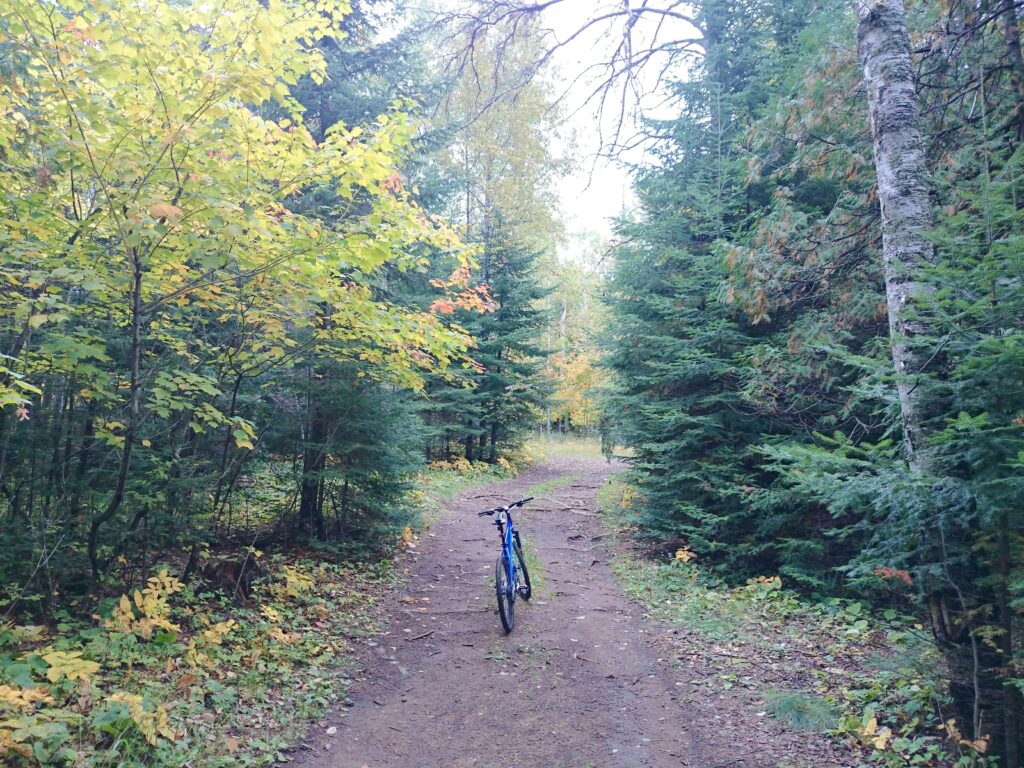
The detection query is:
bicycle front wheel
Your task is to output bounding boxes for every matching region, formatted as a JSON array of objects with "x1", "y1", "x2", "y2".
[{"x1": 495, "y1": 554, "x2": 514, "y2": 633}]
